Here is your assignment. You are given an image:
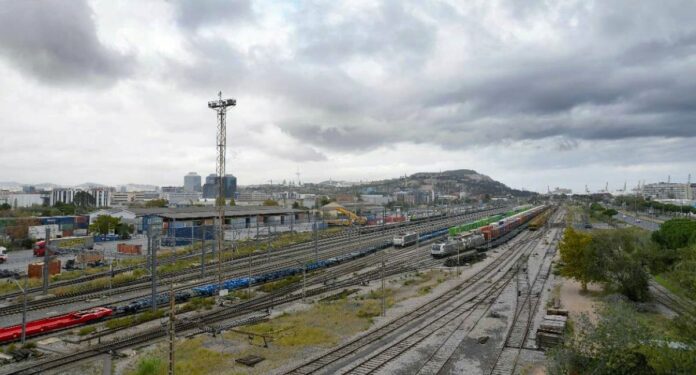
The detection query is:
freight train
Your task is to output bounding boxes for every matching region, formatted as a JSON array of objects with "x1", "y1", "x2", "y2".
[
  {"x1": 527, "y1": 208, "x2": 551, "y2": 231},
  {"x1": 431, "y1": 206, "x2": 545, "y2": 258}
]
